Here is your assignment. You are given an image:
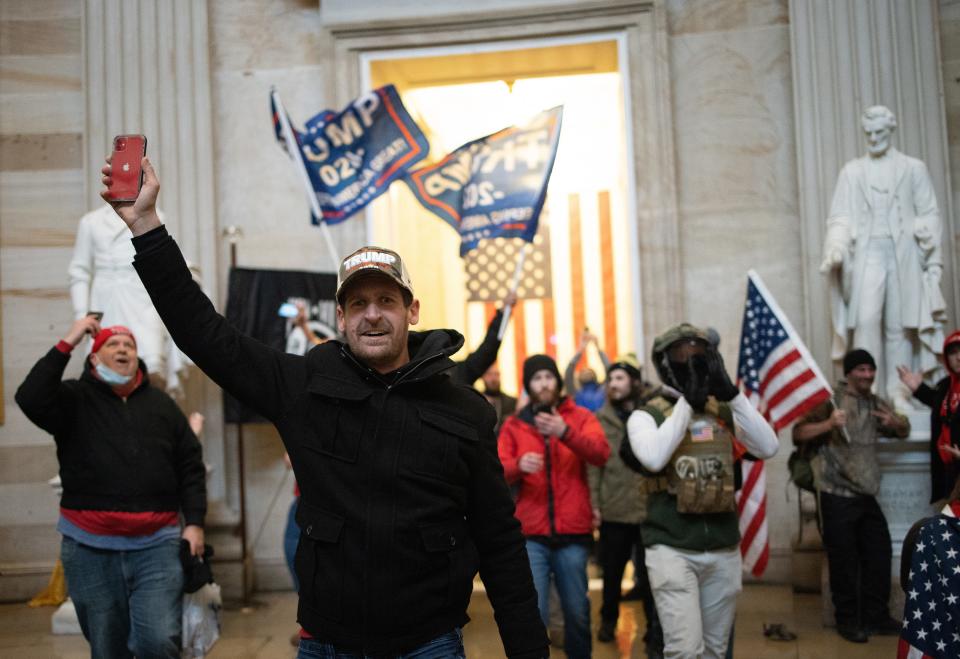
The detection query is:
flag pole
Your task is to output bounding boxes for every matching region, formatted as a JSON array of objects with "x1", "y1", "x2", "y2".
[
  {"x1": 497, "y1": 243, "x2": 528, "y2": 341},
  {"x1": 271, "y1": 89, "x2": 341, "y2": 269}
]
